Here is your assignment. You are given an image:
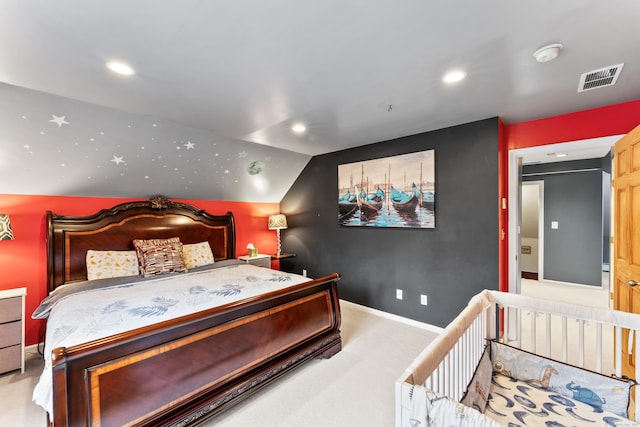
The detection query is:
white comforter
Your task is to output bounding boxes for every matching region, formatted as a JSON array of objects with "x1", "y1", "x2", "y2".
[{"x1": 32, "y1": 262, "x2": 310, "y2": 416}]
